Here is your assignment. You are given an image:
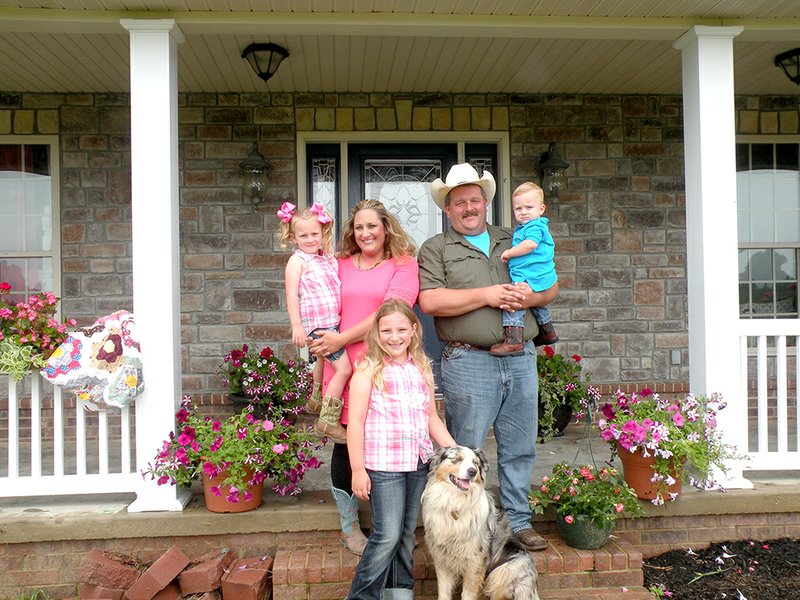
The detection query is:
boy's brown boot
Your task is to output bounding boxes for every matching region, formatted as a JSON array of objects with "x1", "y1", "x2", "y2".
[
  {"x1": 532, "y1": 322, "x2": 559, "y2": 347},
  {"x1": 489, "y1": 326, "x2": 525, "y2": 356},
  {"x1": 305, "y1": 381, "x2": 322, "y2": 414},
  {"x1": 315, "y1": 395, "x2": 347, "y2": 444}
]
